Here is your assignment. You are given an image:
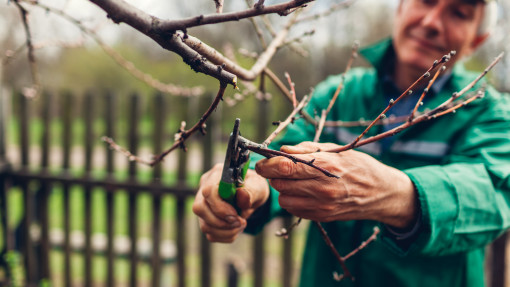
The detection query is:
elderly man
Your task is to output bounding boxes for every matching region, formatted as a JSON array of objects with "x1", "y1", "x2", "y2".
[{"x1": 193, "y1": 0, "x2": 510, "y2": 286}]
